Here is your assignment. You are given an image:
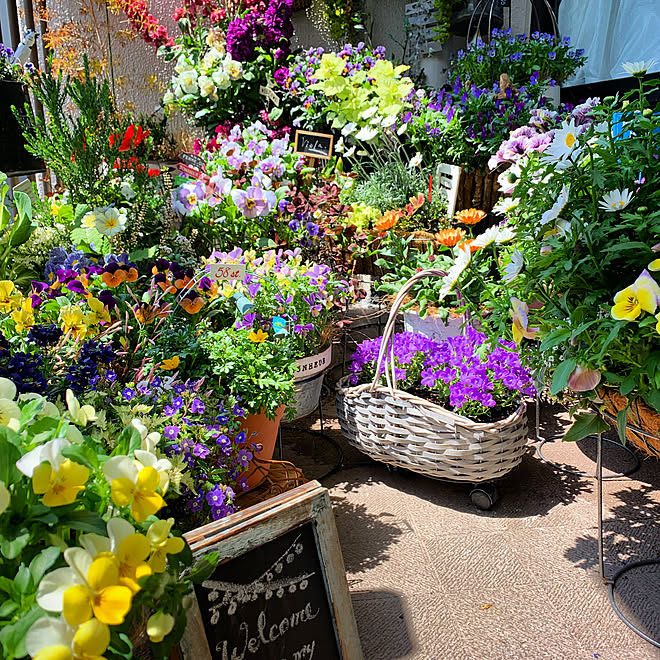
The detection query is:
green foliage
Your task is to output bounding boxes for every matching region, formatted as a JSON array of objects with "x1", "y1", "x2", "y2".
[
  {"x1": 199, "y1": 327, "x2": 296, "y2": 419},
  {"x1": 432, "y1": 0, "x2": 464, "y2": 46}
]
